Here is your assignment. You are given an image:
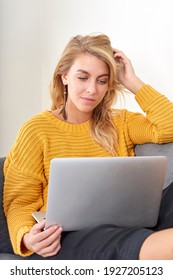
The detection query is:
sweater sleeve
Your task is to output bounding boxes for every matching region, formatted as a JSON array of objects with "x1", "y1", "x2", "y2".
[
  {"x1": 3, "y1": 118, "x2": 47, "y2": 256},
  {"x1": 125, "y1": 85, "x2": 173, "y2": 144}
]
